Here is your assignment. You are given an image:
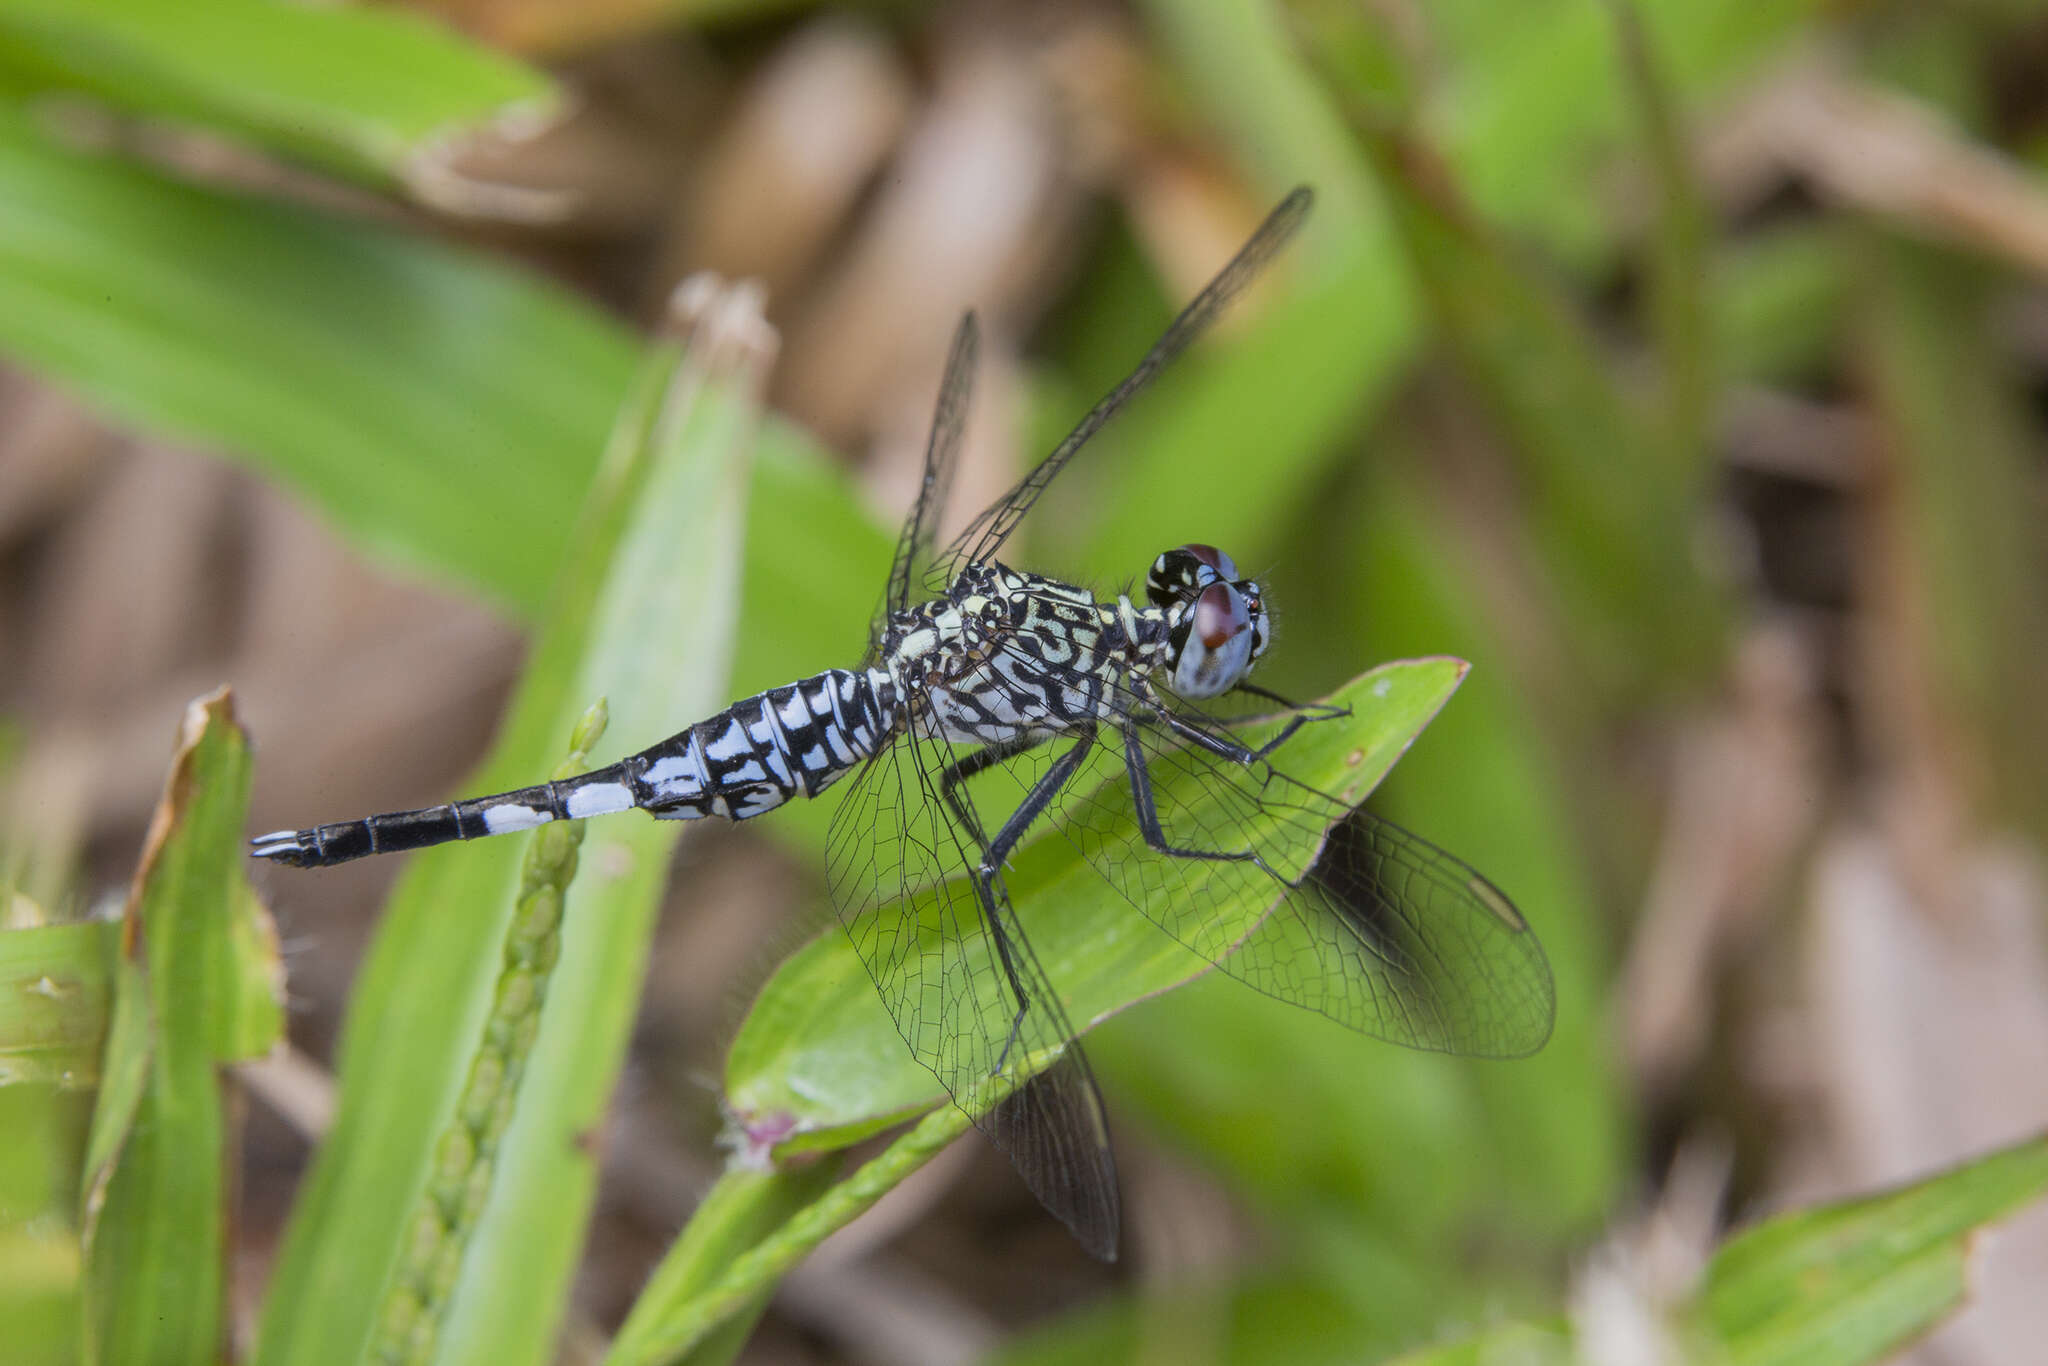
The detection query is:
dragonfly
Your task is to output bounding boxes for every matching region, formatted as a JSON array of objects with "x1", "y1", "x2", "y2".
[{"x1": 252, "y1": 186, "x2": 1554, "y2": 1261}]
